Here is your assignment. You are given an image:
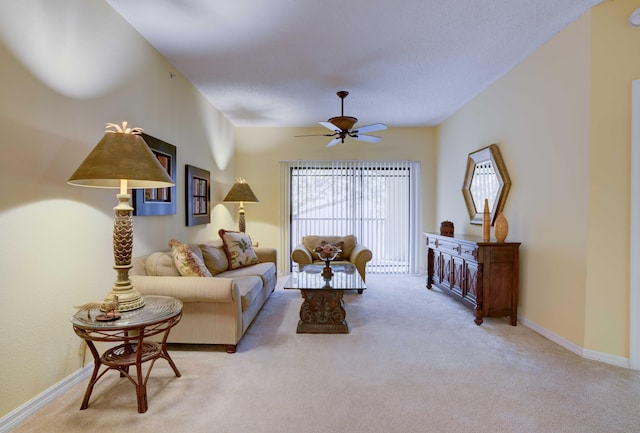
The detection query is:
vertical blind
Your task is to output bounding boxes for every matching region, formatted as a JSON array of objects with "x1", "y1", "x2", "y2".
[{"x1": 280, "y1": 160, "x2": 420, "y2": 274}]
